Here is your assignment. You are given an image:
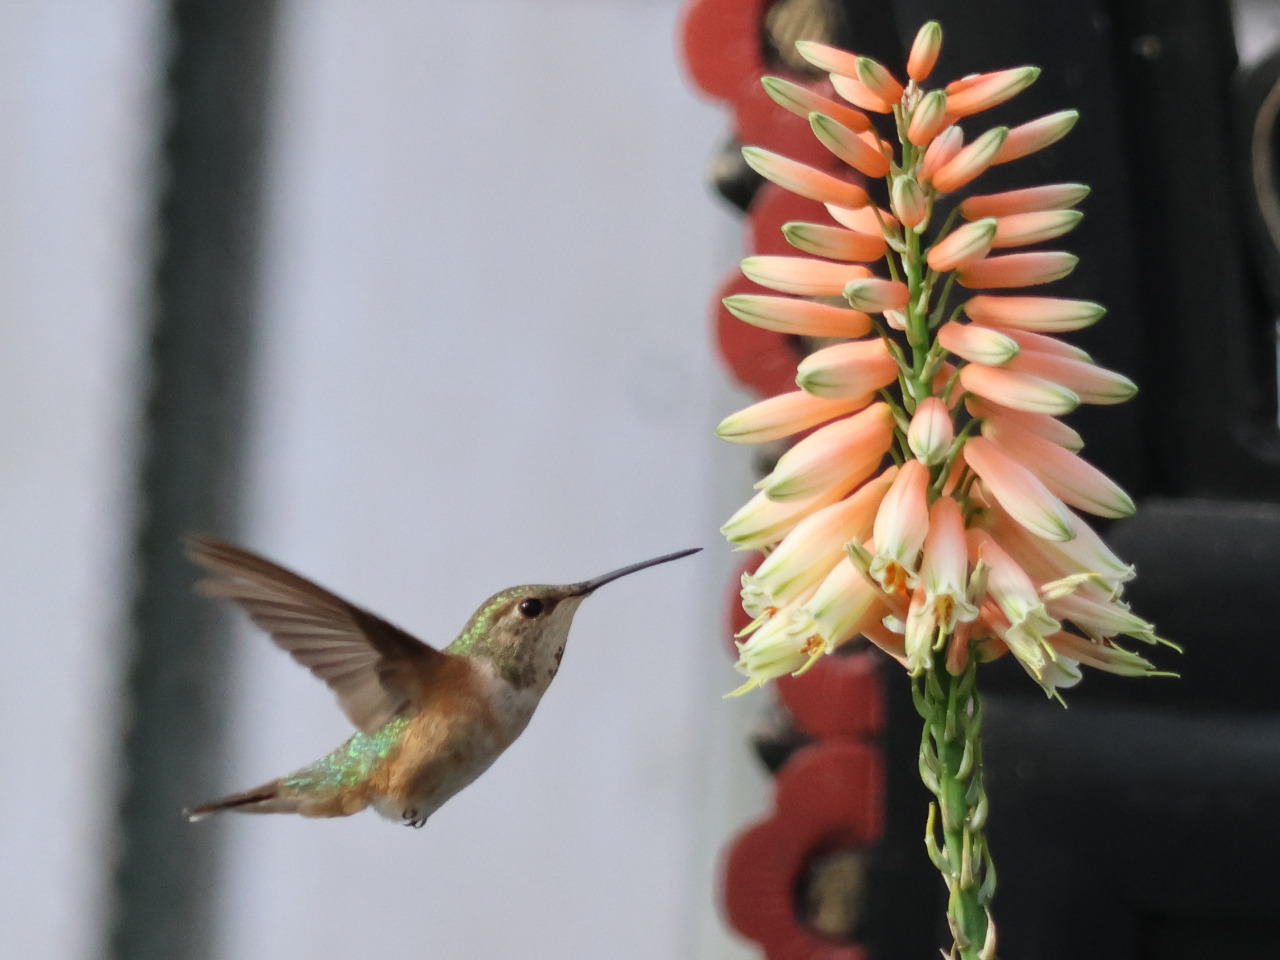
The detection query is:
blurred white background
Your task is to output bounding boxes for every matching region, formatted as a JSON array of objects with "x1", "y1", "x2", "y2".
[{"x1": 0, "y1": 1, "x2": 771, "y2": 958}]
